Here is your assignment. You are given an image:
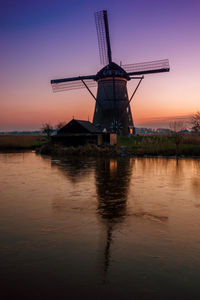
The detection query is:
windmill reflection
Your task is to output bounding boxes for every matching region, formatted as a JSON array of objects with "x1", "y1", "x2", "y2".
[
  {"x1": 95, "y1": 158, "x2": 133, "y2": 279},
  {"x1": 50, "y1": 156, "x2": 133, "y2": 280}
]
